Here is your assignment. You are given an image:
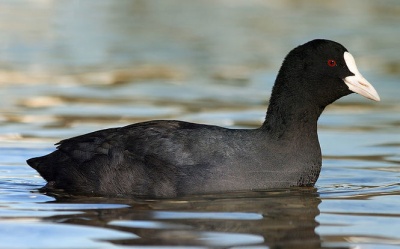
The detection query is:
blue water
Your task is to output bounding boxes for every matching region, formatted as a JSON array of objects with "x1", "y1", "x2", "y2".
[{"x1": 0, "y1": 1, "x2": 399, "y2": 248}]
